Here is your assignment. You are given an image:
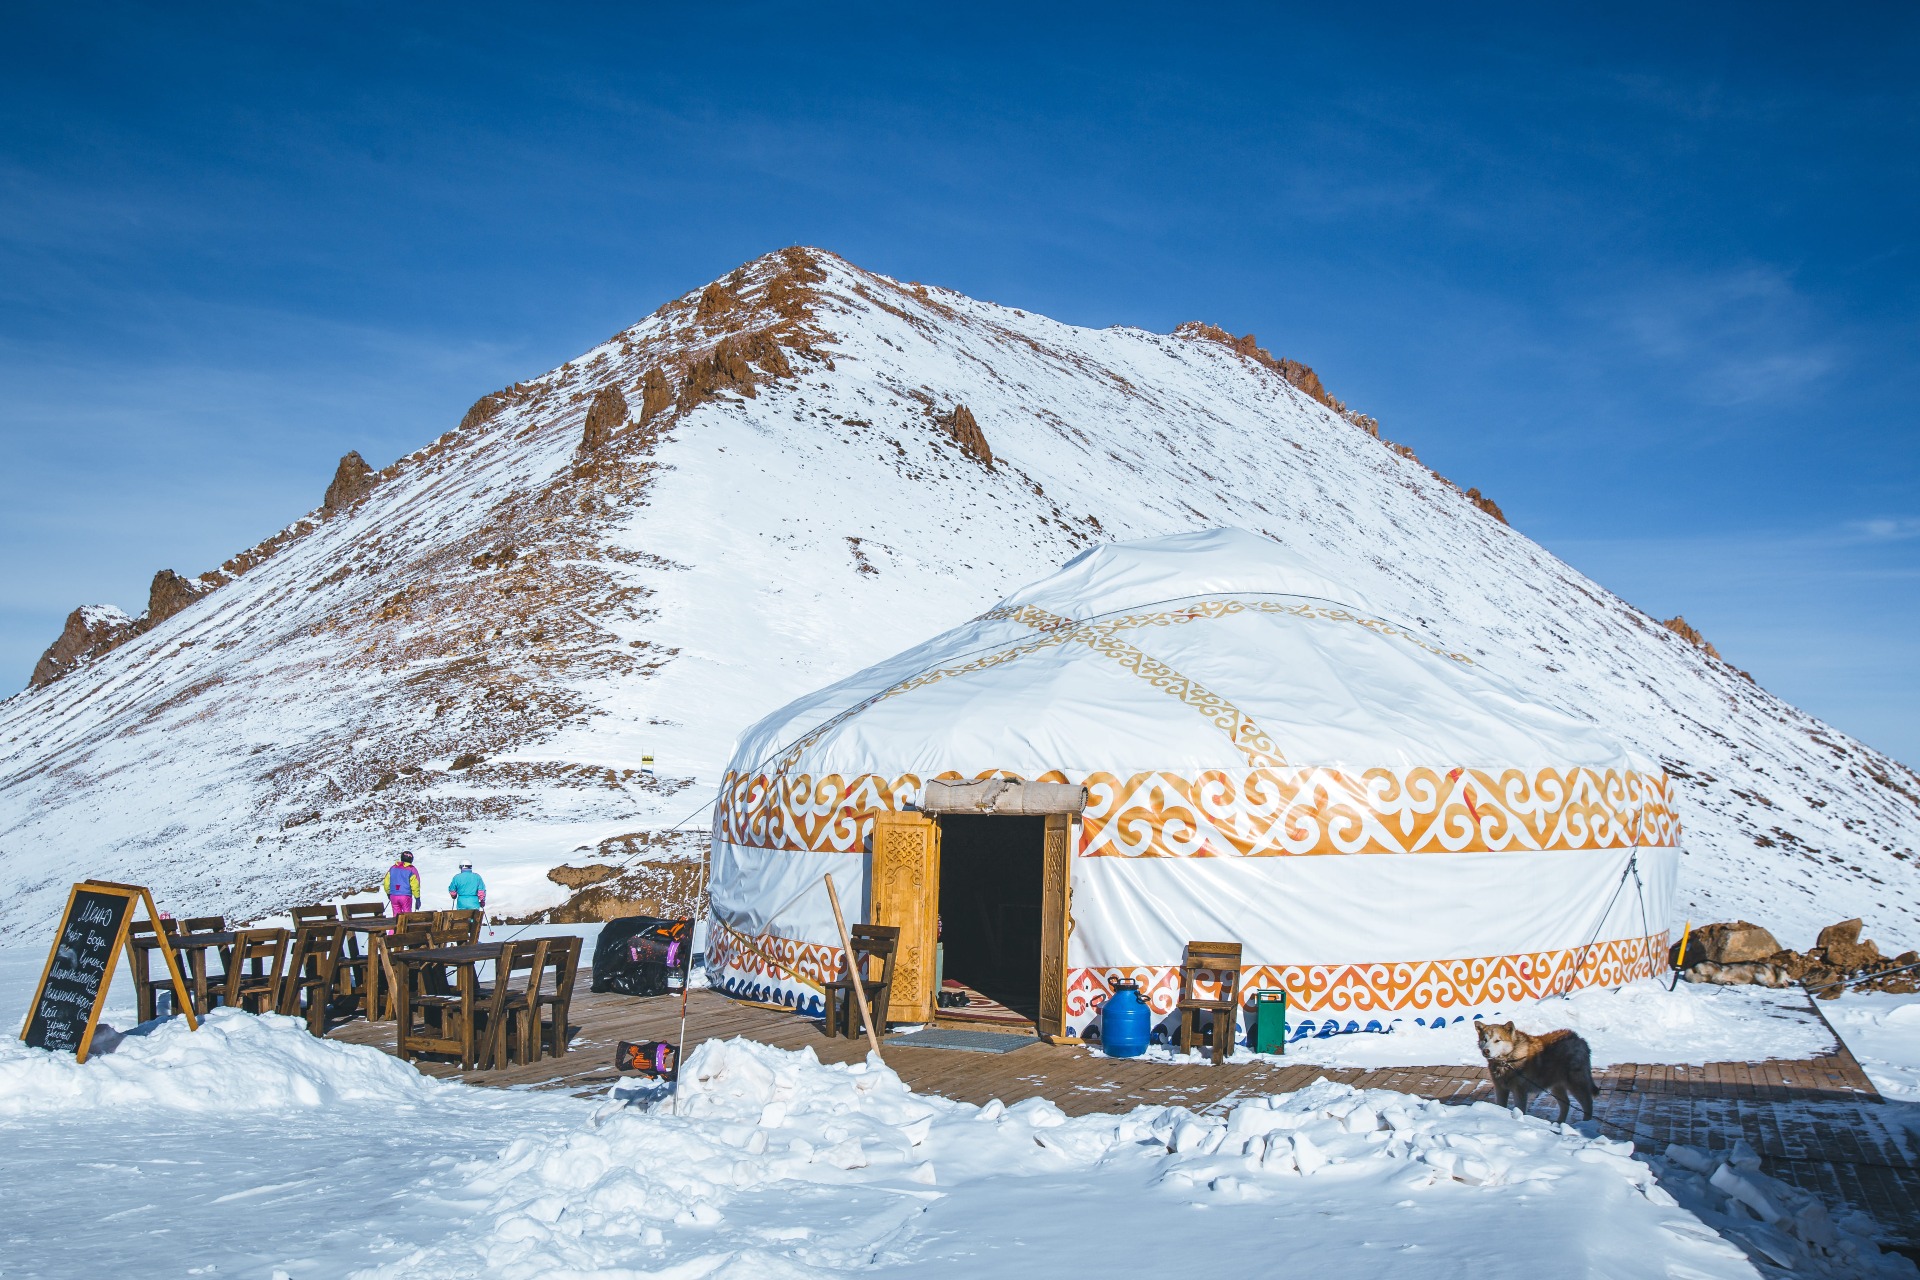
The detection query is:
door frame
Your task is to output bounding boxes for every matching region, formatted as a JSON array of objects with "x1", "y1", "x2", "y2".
[{"x1": 869, "y1": 807, "x2": 1076, "y2": 1038}]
